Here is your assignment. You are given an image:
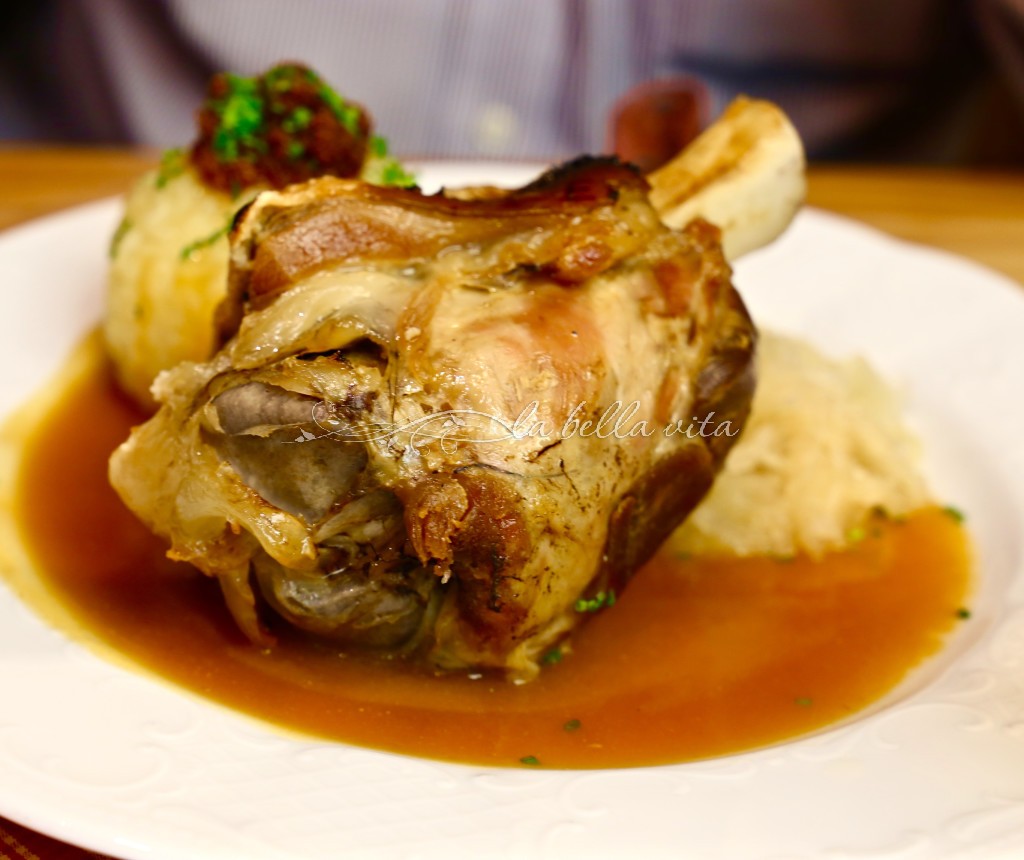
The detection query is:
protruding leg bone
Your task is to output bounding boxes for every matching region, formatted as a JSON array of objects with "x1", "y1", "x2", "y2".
[{"x1": 648, "y1": 97, "x2": 806, "y2": 260}]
